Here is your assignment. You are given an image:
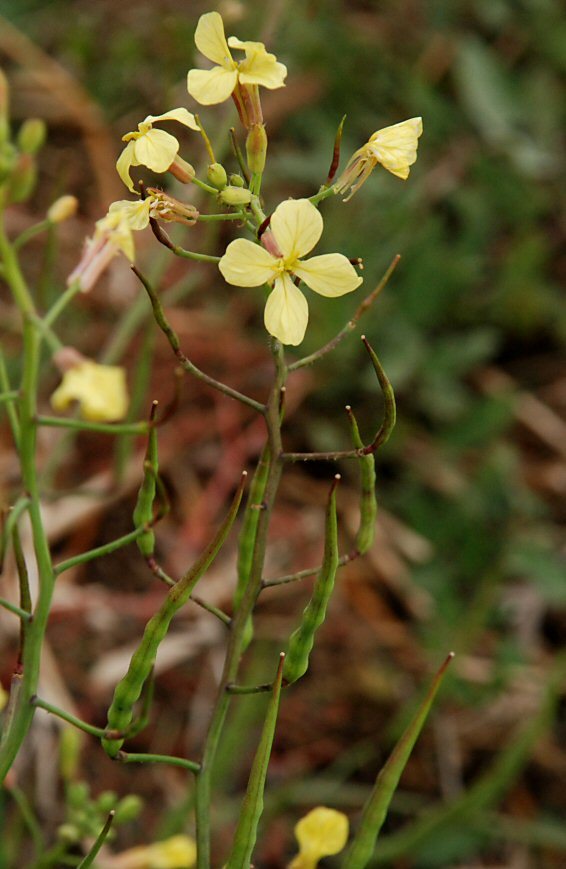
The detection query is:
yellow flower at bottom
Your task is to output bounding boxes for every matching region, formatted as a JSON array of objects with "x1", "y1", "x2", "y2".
[
  {"x1": 218, "y1": 198, "x2": 362, "y2": 345},
  {"x1": 102, "y1": 835, "x2": 196, "y2": 869},
  {"x1": 51, "y1": 360, "x2": 128, "y2": 422},
  {"x1": 288, "y1": 806, "x2": 349, "y2": 869},
  {"x1": 335, "y1": 117, "x2": 423, "y2": 200}
]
